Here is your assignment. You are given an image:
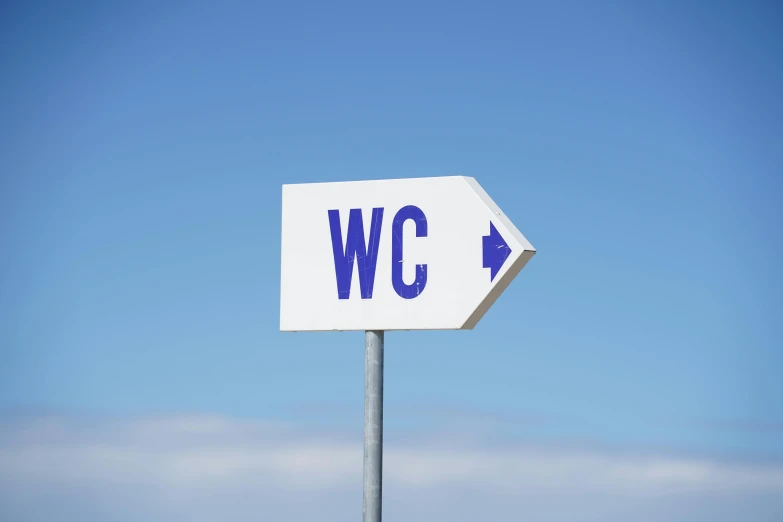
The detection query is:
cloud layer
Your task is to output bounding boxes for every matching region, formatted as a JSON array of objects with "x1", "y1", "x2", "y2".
[{"x1": 1, "y1": 414, "x2": 782, "y2": 521}]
